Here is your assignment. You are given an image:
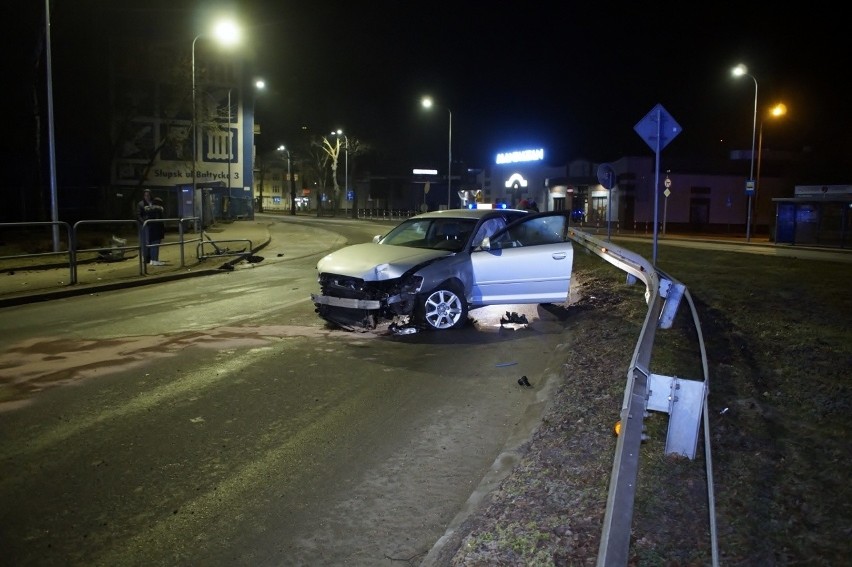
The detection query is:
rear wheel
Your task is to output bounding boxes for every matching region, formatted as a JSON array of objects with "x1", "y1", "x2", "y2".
[{"x1": 417, "y1": 284, "x2": 468, "y2": 330}]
